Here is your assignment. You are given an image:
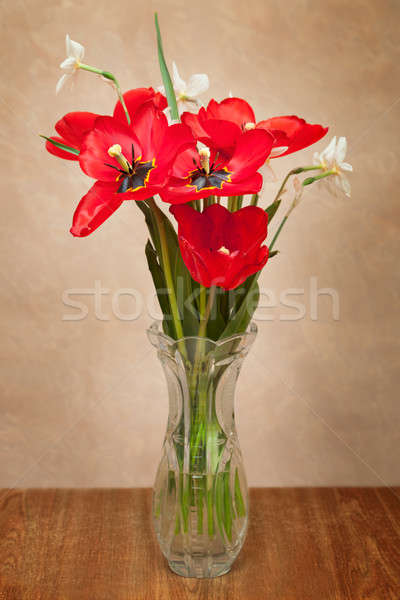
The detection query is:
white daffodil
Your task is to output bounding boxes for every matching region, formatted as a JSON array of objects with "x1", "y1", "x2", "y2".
[
  {"x1": 56, "y1": 34, "x2": 85, "y2": 94},
  {"x1": 160, "y1": 62, "x2": 209, "y2": 114},
  {"x1": 313, "y1": 136, "x2": 353, "y2": 197}
]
